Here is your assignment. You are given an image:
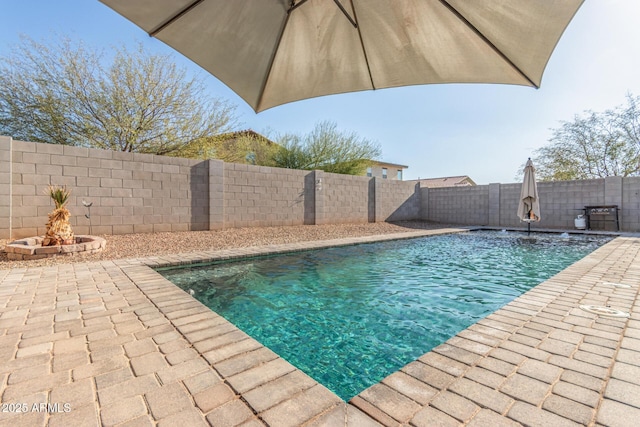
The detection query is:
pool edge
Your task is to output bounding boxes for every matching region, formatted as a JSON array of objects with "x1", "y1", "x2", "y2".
[{"x1": 122, "y1": 230, "x2": 639, "y2": 425}]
